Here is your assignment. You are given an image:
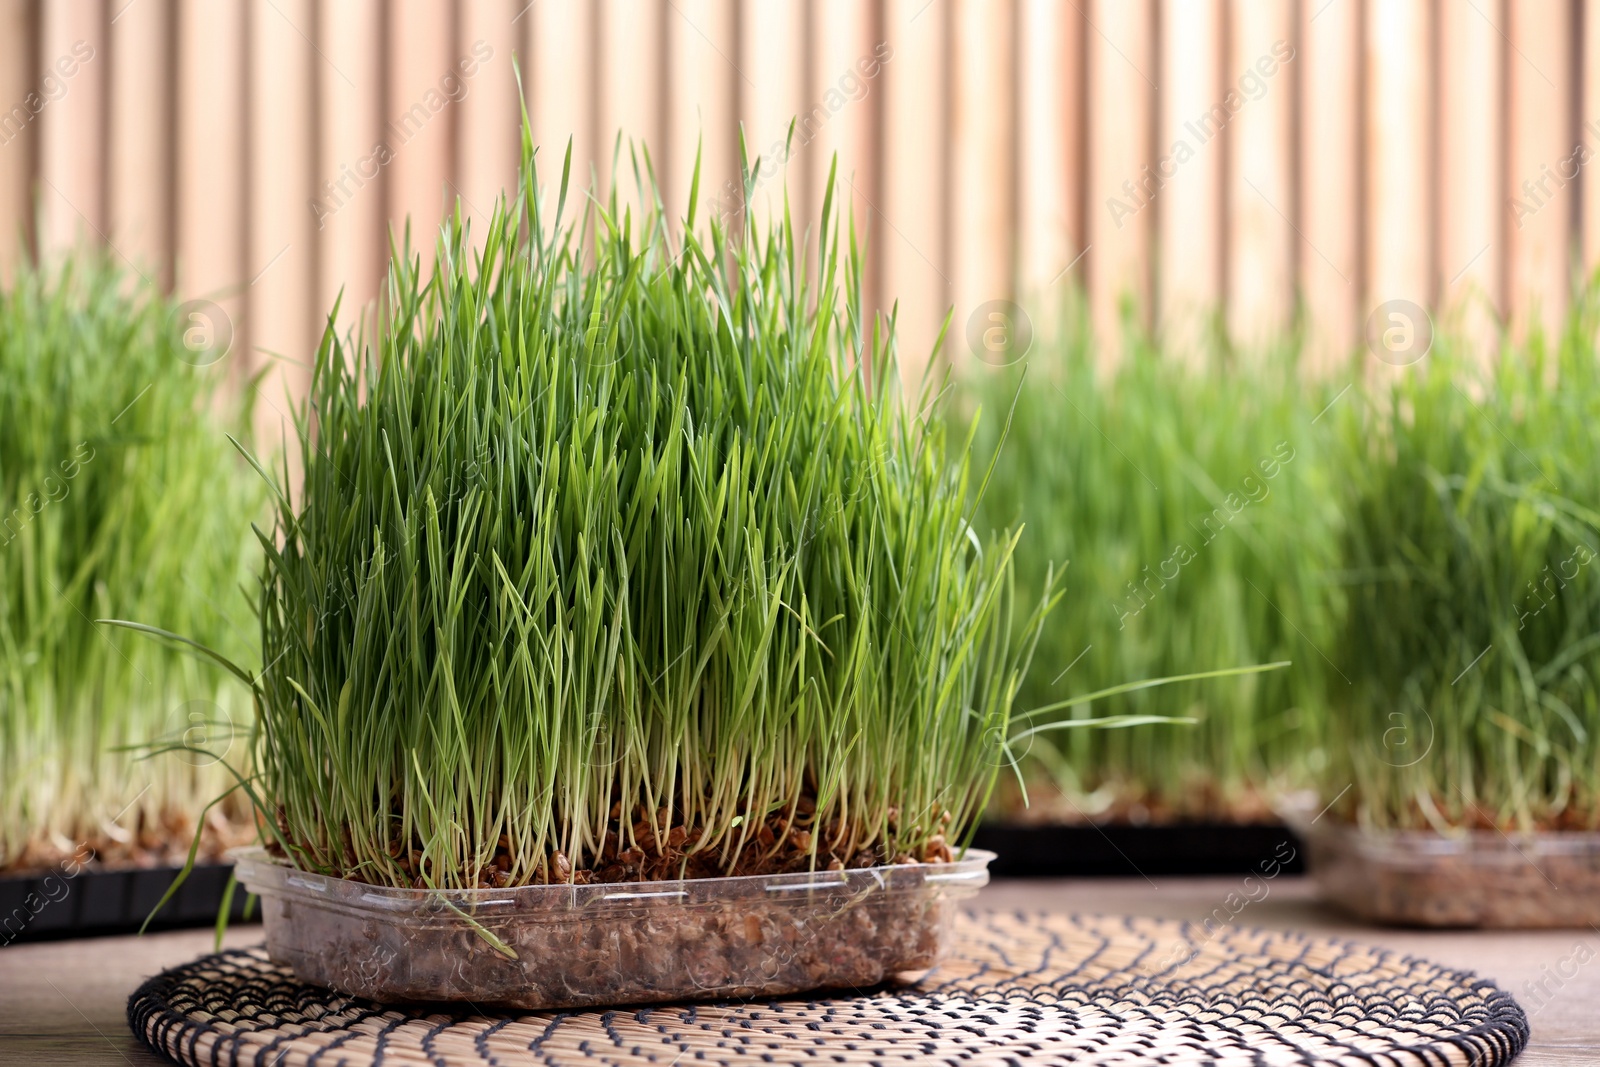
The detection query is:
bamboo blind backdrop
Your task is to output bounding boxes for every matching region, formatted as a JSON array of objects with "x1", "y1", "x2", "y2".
[{"x1": 0, "y1": 0, "x2": 1595, "y2": 426}]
